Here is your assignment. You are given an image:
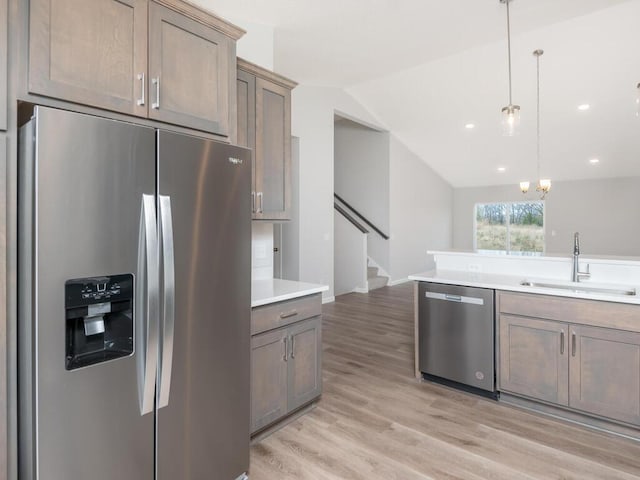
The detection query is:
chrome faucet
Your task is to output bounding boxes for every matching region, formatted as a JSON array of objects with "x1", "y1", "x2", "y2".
[{"x1": 572, "y1": 232, "x2": 590, "y2": 282}]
